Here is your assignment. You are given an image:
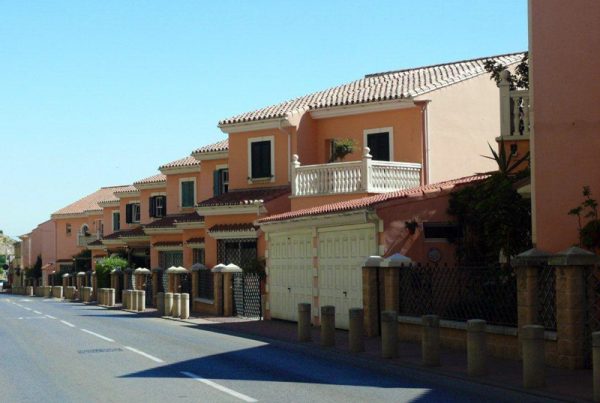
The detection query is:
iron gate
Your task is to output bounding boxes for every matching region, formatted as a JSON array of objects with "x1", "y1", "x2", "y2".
[
  {"x1": 144, "y1": 275, "x2": 153, "y2": 307},
  {"x1": 233, "y1": 273, "x2": 262, "y2": 319}
]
